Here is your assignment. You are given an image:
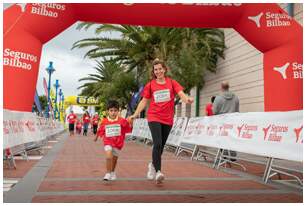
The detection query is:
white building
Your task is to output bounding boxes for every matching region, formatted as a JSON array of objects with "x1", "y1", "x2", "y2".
[{"x1": 176, "y1": 3, "x2": 303, "y2": 117}]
